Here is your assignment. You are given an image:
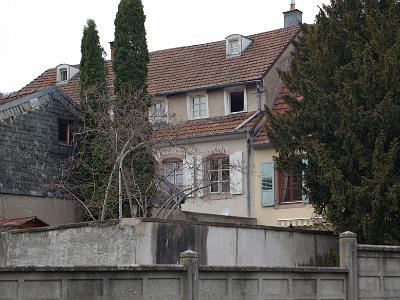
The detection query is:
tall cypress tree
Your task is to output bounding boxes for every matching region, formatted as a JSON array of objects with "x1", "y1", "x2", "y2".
[
  {"x1": 113, "y1": 0, "x2": 149, "y2": 94},
  {"x1": 112, "y1": 0, "x2": 155, "y2": 216},
  {"x1": 268, "y1": 0, "x2": 400, "y2": 244},
  {"x1": 79, "y1": 19, "x2": 110, "y2": 218}
]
